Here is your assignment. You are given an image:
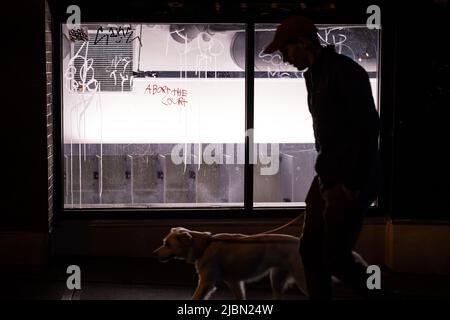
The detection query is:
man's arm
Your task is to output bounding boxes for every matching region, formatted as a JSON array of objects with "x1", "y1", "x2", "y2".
[{"x1": 336, "y1": 62, "x2": 380, "y2": 190}]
